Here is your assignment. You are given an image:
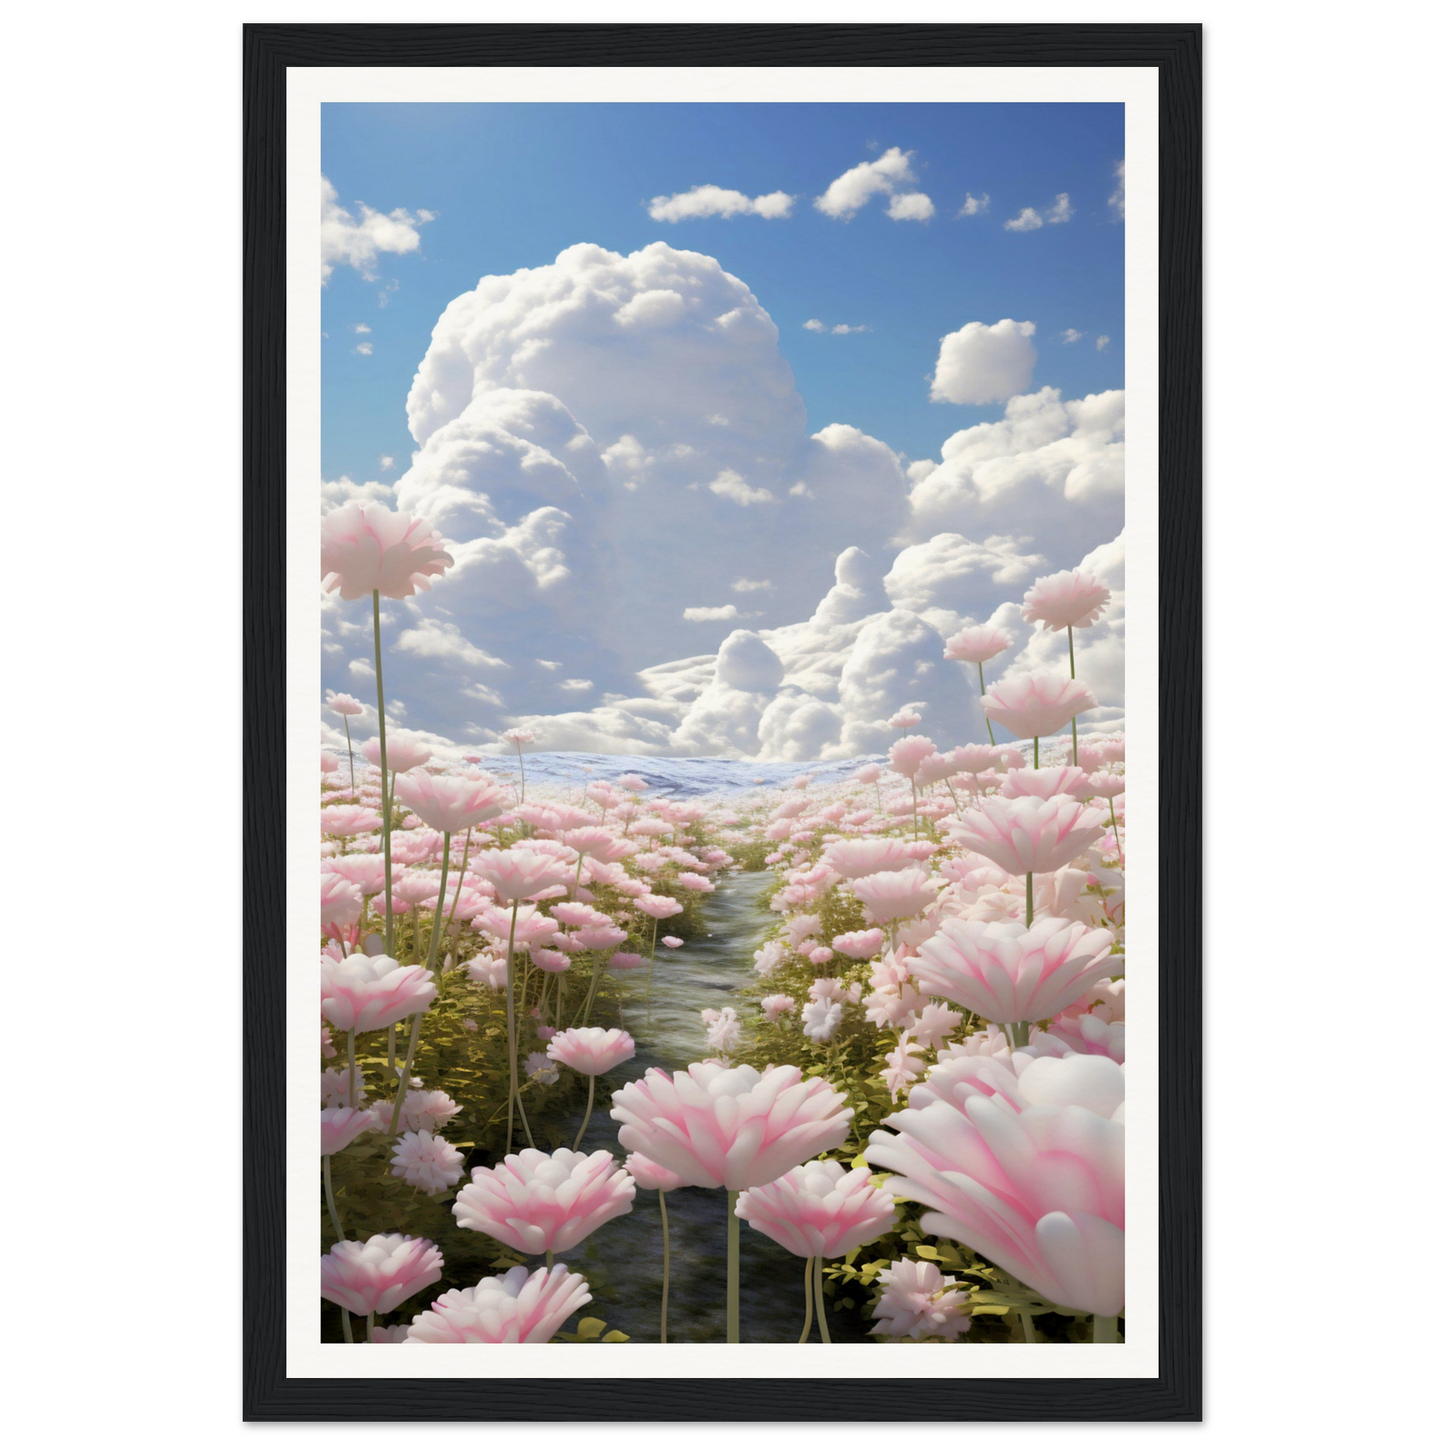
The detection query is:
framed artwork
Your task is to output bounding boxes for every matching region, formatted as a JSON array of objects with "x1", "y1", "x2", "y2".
[{"x1": 244, "y1": 21, "x2": 1201, "y2": 1422}]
